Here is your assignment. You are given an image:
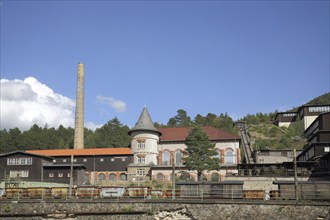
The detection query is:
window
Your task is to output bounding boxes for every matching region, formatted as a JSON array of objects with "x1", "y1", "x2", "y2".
[
  {"x1": 109, "y1": 173, "x2": 116, "y2": 182},
  {"x1": 225, "y1": 148, "x2": 235, "y2": 164},
  {"x1": 137, "y1": 140, "x2": 146, "y2": 149},
  {"x1": 137, "y1": 168, "x2": 145, "y2": 176},
  {"x1": 137, "y1": 156, "x2": 145, "y2": 164},
  {"x1": 309, "y1": 106, "x2": 330, "y2": 112},
  {"x1": 283, "y1": 113, "x2": 297, "y2": 117},
  {"x1": 7, "y1": 158, "x2": 32, "y2": 165},
  {"x1": 162, "y1": 151, "x2": 170, "y2": 165},
  {"x1": 49, "y1": 173, "x2": 54, "y2": 178},
  {"x1": 156, "y1": 173, "x2": 164, "y2": 181},
  {"x1": 58, "y1": 173, "x2": 63, "y2": 178},
  {"x1": 100, "y1": 158, "x2": 104, "y2": 162},
  {"x1": 175, "y1": 150, "x2": 182, "y2": 165},
  {"x1": 120, "y1": 173, "x2": 127, "y2": 181},
  {"x1": 98, "y1": 173, "x2": 106, "y2": 181},
  {"x1": 9, "y1": 170, "x2": 29, "y2": 178}
]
